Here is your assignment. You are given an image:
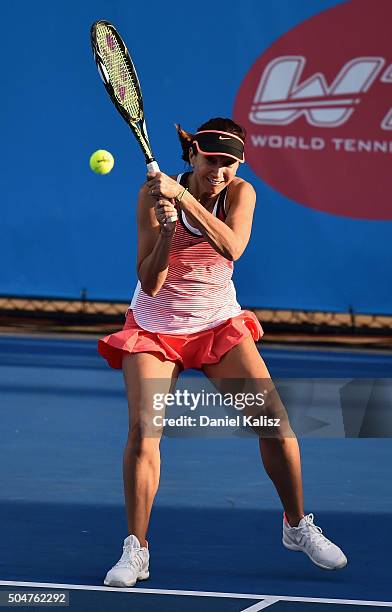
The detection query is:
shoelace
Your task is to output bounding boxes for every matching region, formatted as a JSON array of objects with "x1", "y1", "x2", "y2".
[
  {"x1": 297, "y1": 514, "x2": 332, "y2": 551},
  {"x1": 115, "y1": 546, "x2": 145, "y2": 570}
]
